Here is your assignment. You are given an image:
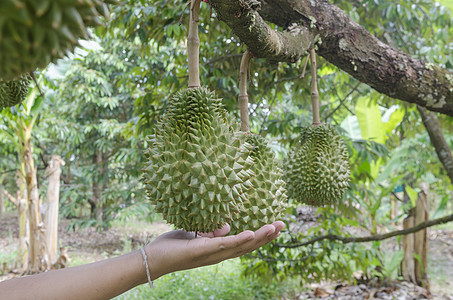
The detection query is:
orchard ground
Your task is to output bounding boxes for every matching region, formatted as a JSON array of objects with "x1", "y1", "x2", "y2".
[{"x1": 0, "y1": 212, "x2": 452, "y2": 299}]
